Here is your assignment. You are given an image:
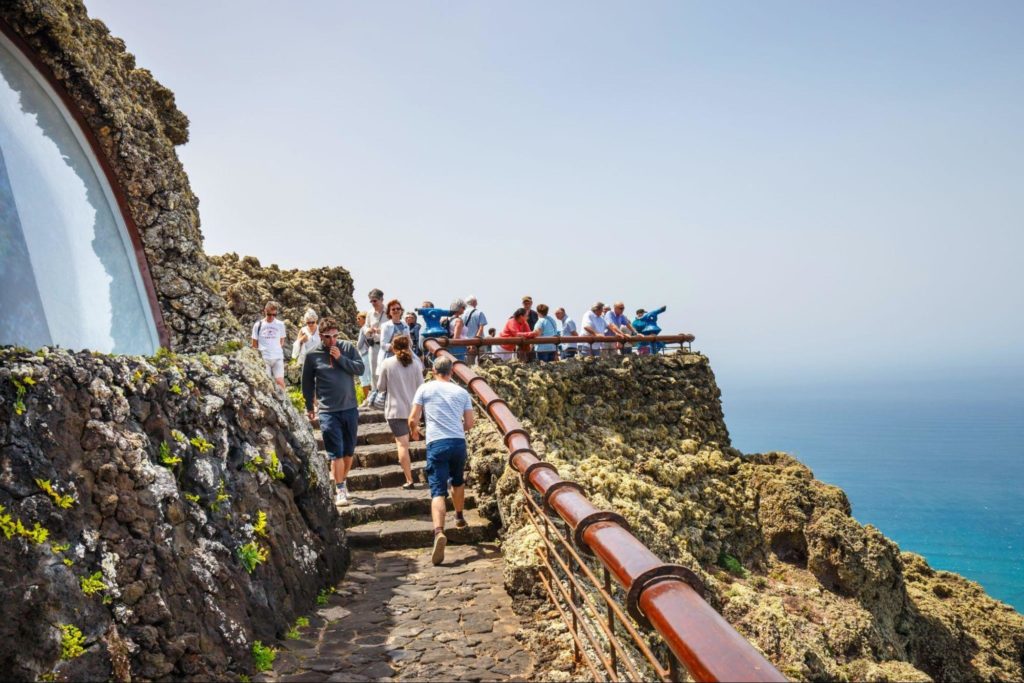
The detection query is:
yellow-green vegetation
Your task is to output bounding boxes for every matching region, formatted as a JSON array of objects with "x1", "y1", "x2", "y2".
[
  {"x1": 38, "y1": 672, "x2": 57, "y2": 682},
  {"x1": 35, "y1": 479, "x2": 75, "y2": 509},
  {"x1": 253, "y1": 510, "x2": 268, "y2": 537},
  {"x1": 11, "y1": 376, "x2": 35, "y2": 415},
  {"x1": 284, "y1": 615, "x2": 310, "y2": 640},
  {"x1": 190, "y1": 435, "x2": 214, "y2": 454},
  {"x1": 63, "y1": 558, "x2": 74, "y2": 567},
  {"x1": 51, "y1": 542, "x2": 70, "y2": 554},
  {"x1": 170, "y1": 384, "x2": 183, "y2": 395},
  {"x1": 244, "y1": 451, "x2": 284, "y2": 480},
  {"x1": 211, "y1": 339, "x2": 244, "y2": 355},
  {"x1": 184, "y1": 492, "x2": 201, "y2": 503},
  {"x1": 58, "y1": 623, "x2": 85, "y2": 660},
  {"x1": 286, "y1": 385, "x2": 306, "y2": 413},
  {"x1": 79, "y1": 571, "x2": 107, "y2": 596},
  {"x1": 238, "y1": 675, "x2": 251, "y2": 683},
  {"x1": 316, "y1": 586, "x2": 335, "y2": 606},
  {"x1": 158, "y1": 441, "x2": 182, "y2": 467},
  {"x1": 210, "y1": 480, "x2": 230, "y2": 512},
  {"x1": 238, "y1": 541, "x2": 268, "y2": 573},
  {"x1": 171, "y1": 429, "x2": 187, "y2": 444},
  {"x1": 252, "y1": 640, "x2": 277, "y2": 672},
  {"x1": 0, "y1": 505, "x2": 49, "y2": 544}
]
